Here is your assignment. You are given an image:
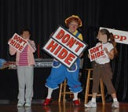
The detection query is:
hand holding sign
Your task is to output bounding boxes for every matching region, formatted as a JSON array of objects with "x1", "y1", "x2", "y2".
[
  {"x1": 27, "y1": 40, "x2": 36, "y2": 51},
  {"x1": 104, "y1": 47, "x2": 109, "y2": 54}
]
